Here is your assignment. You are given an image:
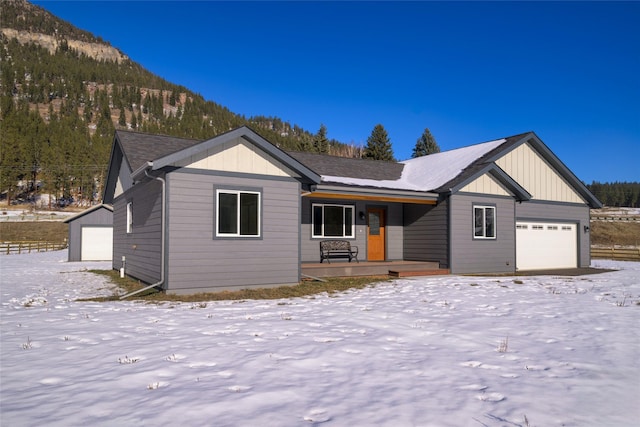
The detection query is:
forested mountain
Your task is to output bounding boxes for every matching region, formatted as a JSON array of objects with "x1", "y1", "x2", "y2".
[
  {"x1": 1, "y1": 1, "x2": 634, "y2": 209},
  {"x1": 586, "y1": 182, "x2": 640, "y2": 208},
  {"x1": 0, "y1": 0, "x2": 351, "y2": 206}
]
